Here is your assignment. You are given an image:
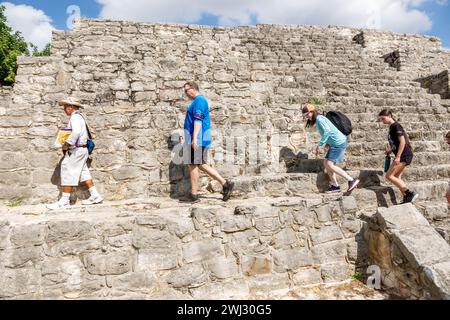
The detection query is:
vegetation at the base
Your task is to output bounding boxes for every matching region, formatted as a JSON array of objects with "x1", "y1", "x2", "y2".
[{"x1": 5, "y1": 198, "x2": 24, "y2": 207}]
